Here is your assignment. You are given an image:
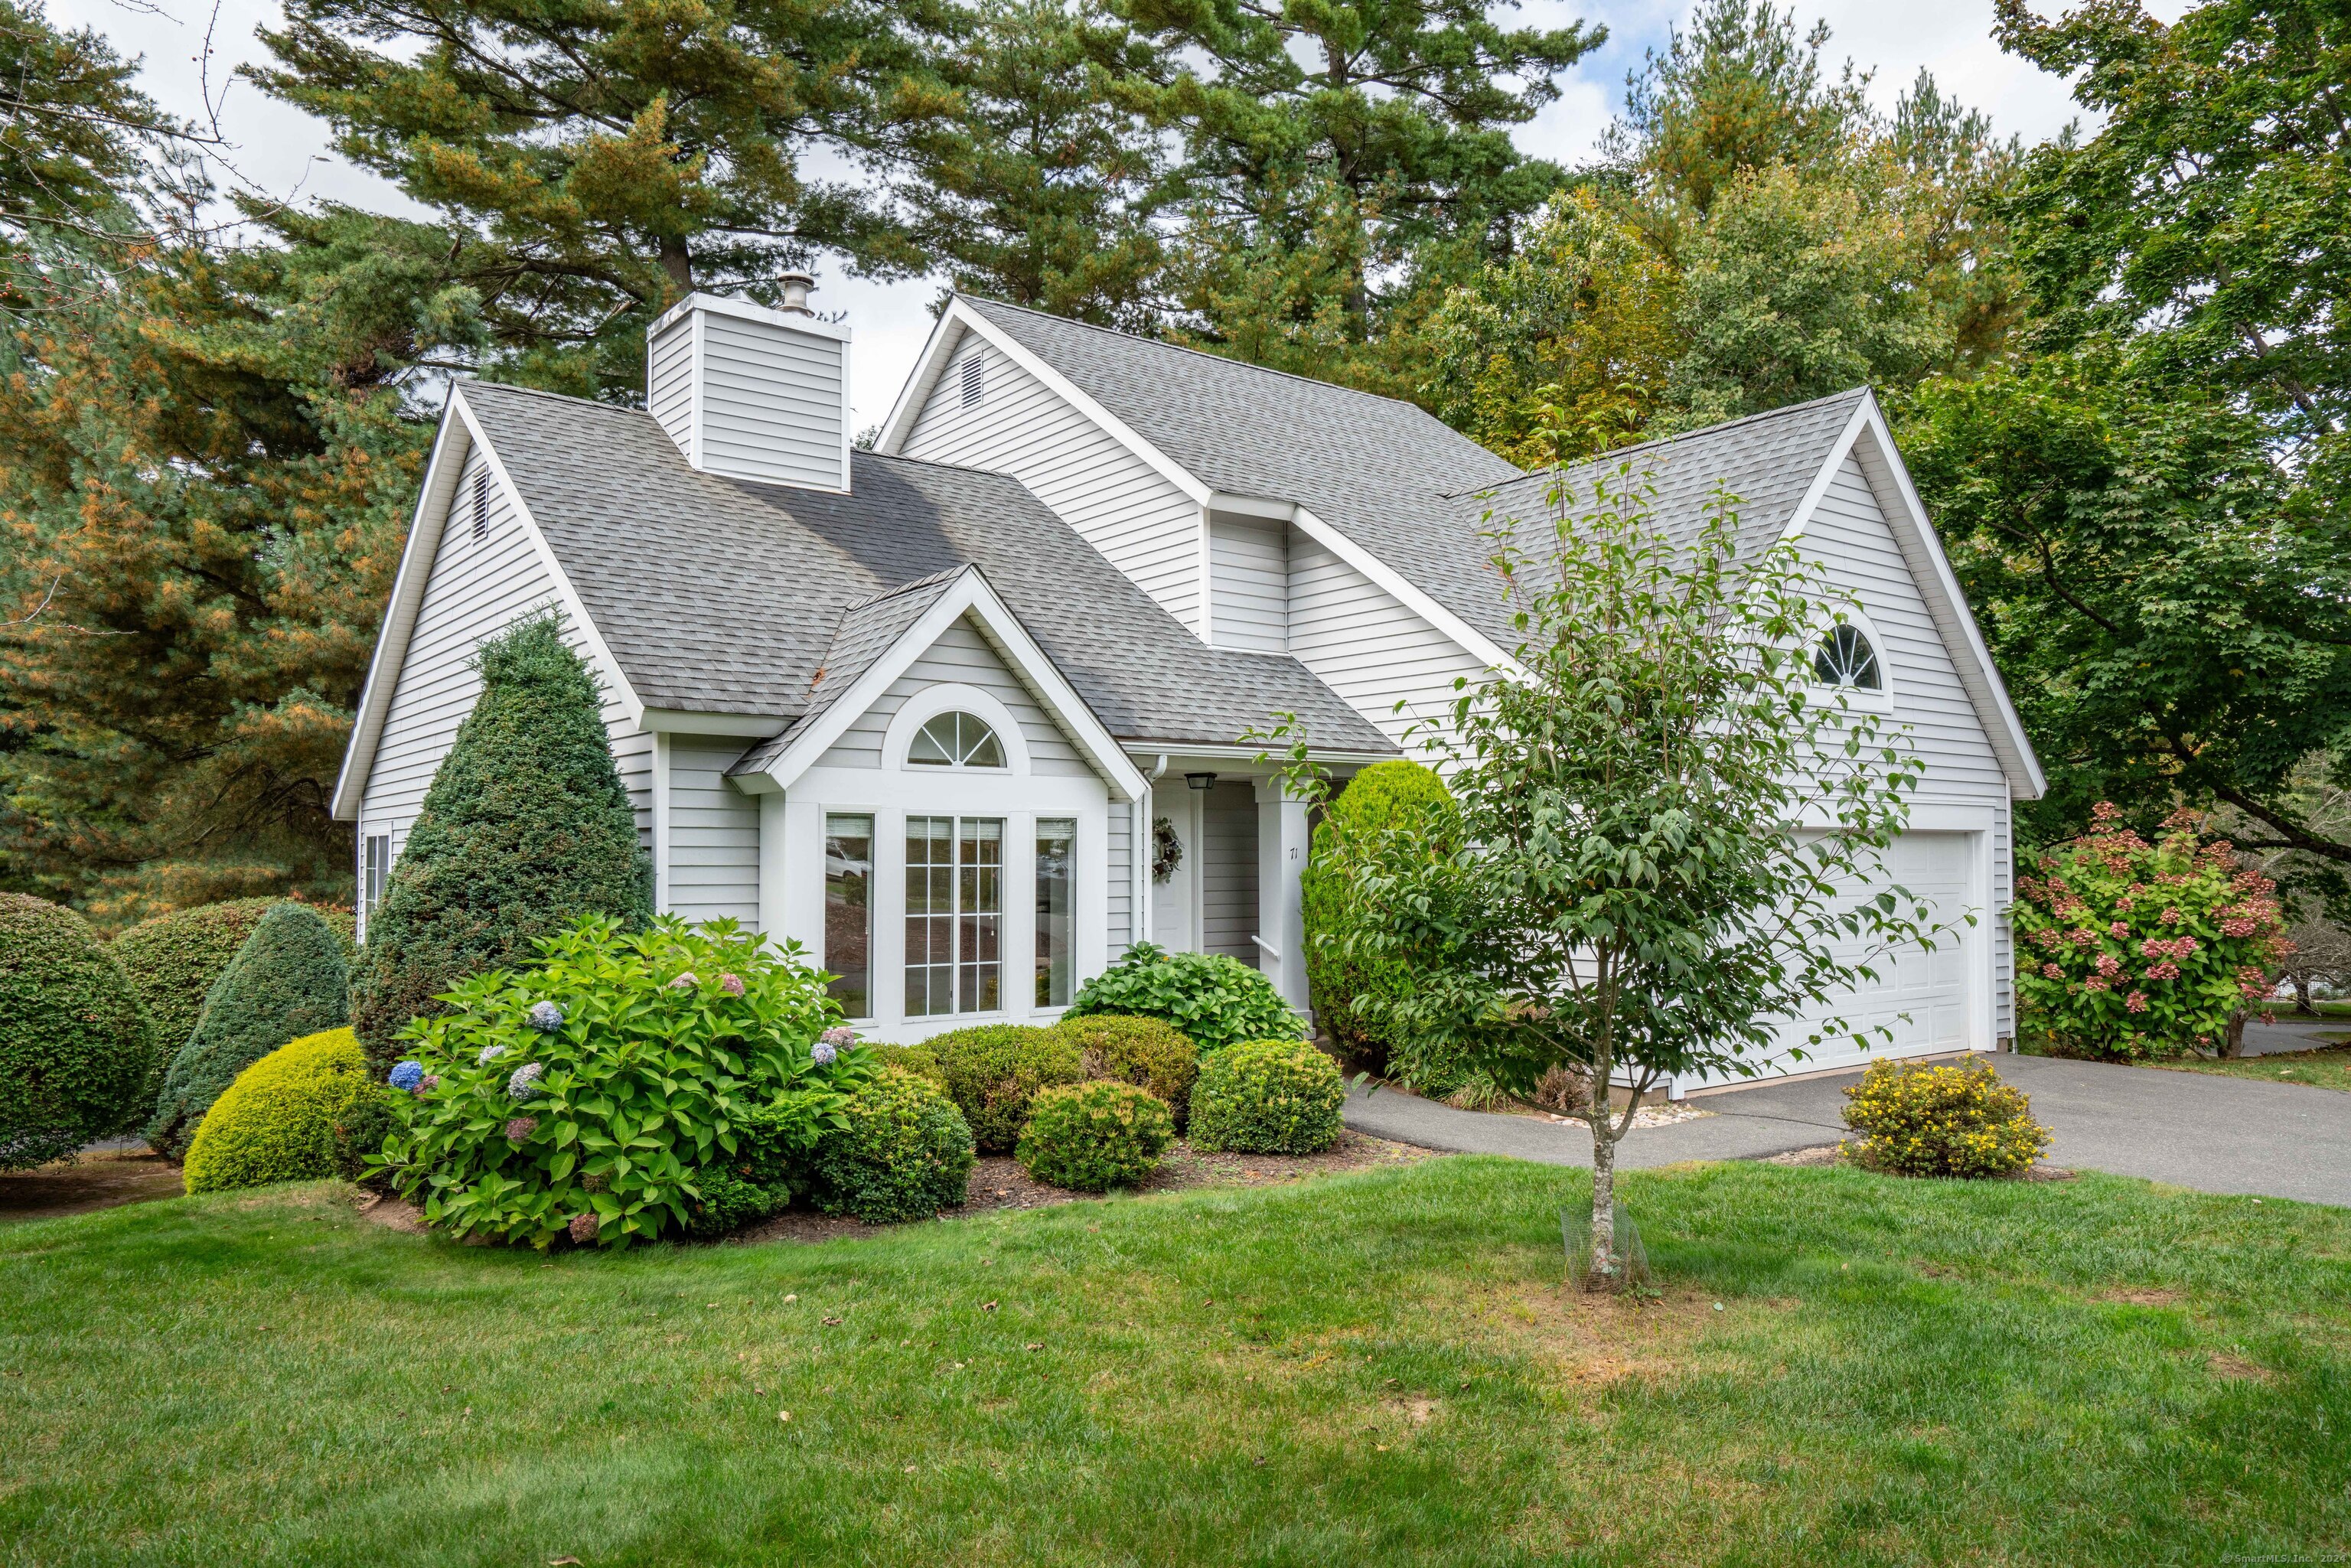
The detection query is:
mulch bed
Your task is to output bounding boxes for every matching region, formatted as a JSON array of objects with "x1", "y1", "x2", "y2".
[{"x1": 0, "y1": 1148, "x2": 184, "y2": 1225}]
